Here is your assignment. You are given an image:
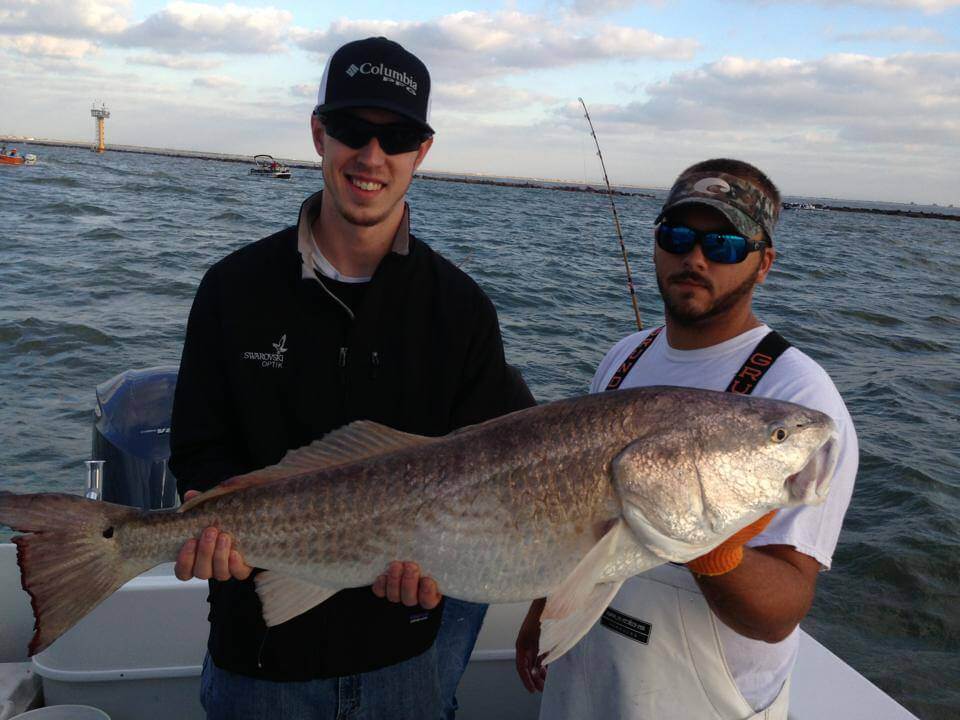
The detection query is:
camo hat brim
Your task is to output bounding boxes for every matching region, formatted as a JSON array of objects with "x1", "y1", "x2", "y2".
[{"x1": 655, "y1": 171, "x2": 779, "y2": 243}]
